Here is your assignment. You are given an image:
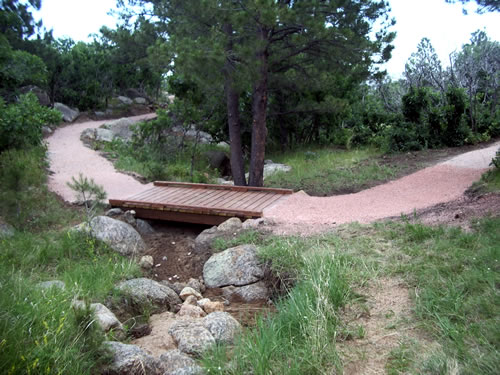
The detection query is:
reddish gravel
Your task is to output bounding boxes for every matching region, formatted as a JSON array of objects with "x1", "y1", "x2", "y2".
[
  {"x1": 47, "y1": 113, "x2": 156, "y2": 202},
  {"x1": 264, "y1": 143, "x2": 499, "y2": 235}
]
